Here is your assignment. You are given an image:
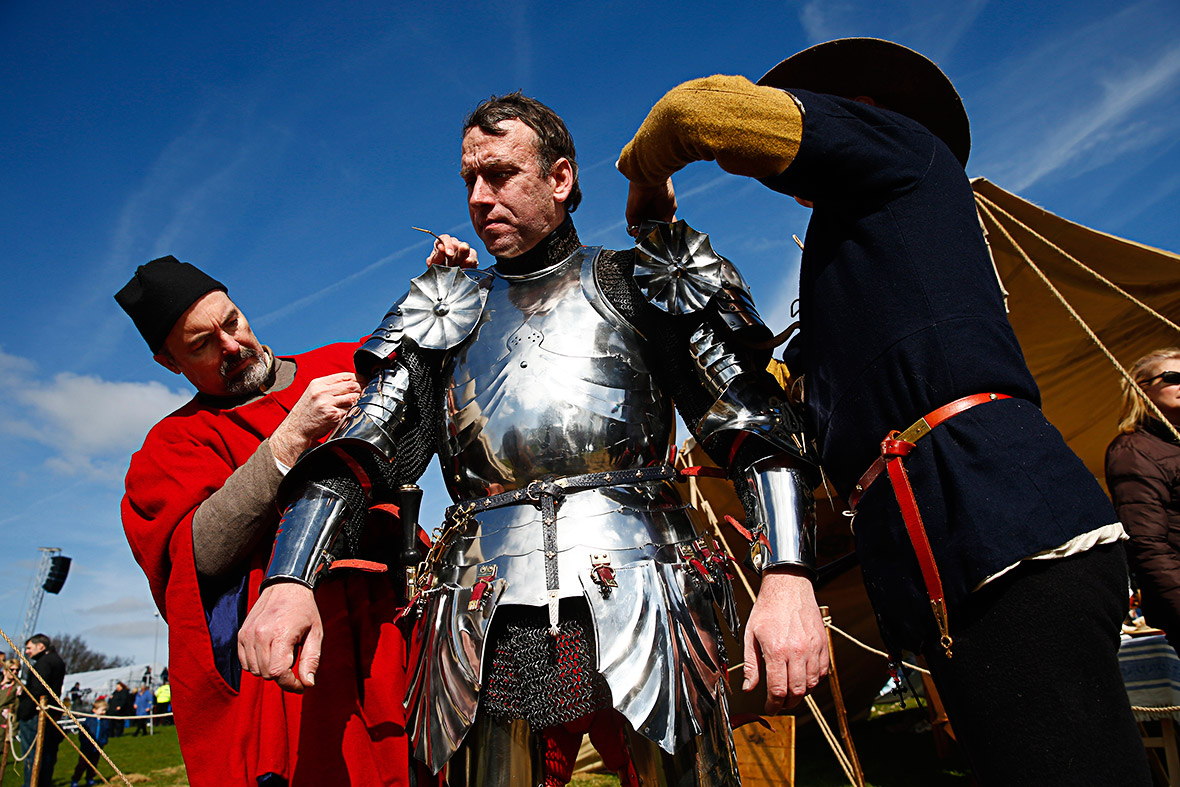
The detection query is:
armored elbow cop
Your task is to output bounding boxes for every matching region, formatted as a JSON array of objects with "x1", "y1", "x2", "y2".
[
  {"x1": 634, "y1": 220, "x2": 819, "y2": 576},
  {"x1": 695, "y1": 325, "x2": 819, "y2": 576}
]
